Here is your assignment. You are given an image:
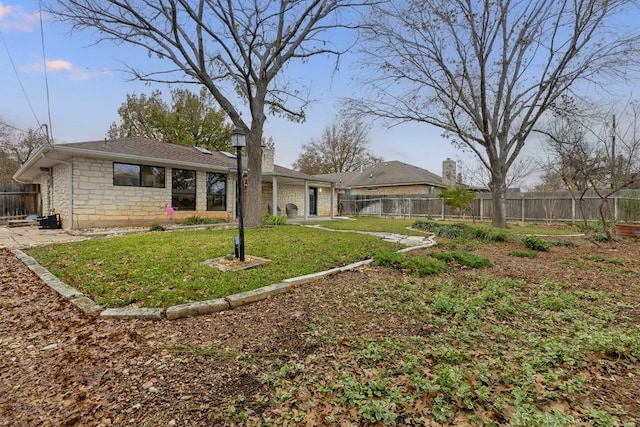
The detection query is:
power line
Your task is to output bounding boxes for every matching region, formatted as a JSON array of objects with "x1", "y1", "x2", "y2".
[{"x1": 0, "y1": 29, "x2": 44, "y2": 130}]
